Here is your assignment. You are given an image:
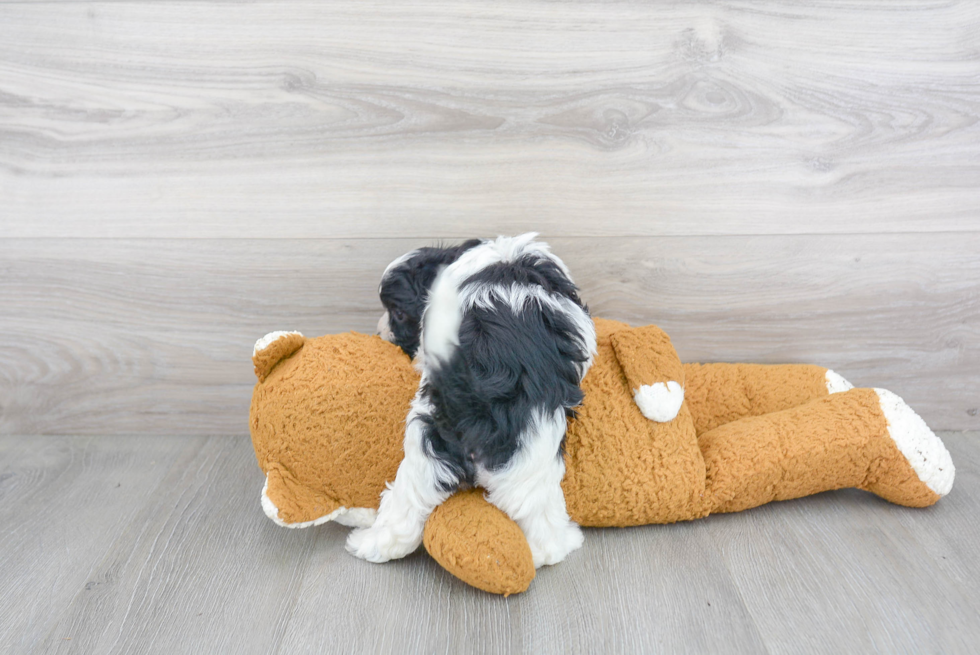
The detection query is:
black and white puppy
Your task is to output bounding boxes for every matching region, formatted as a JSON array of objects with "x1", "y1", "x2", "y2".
[{"x1": 347, "y1": 233, "x2": 597, "y2": 568}]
